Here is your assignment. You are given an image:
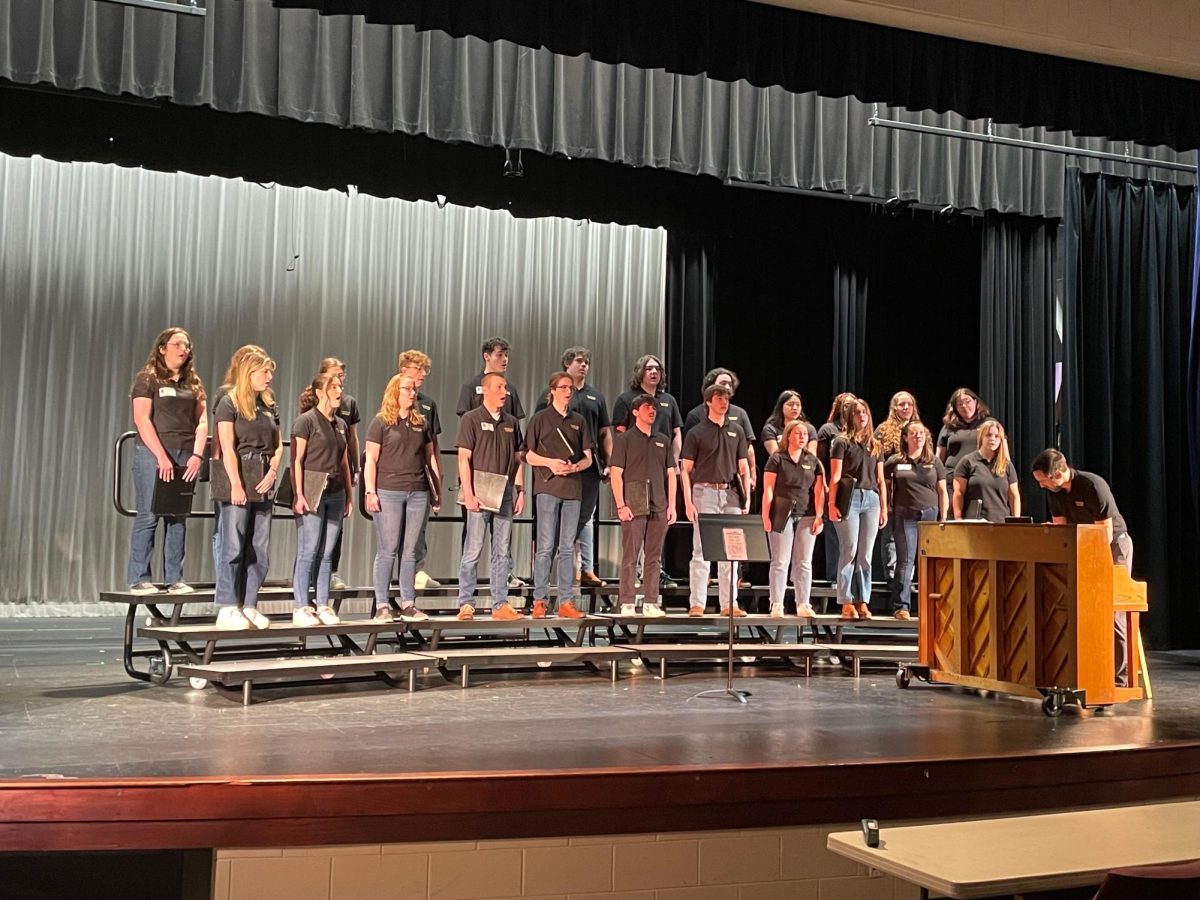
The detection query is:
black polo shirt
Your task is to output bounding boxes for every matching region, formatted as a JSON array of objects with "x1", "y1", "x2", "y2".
[
  {"x1": 764, "y1": 450, "x2": 824, "y2": 520},
  {"x1": 682, "y1": 403, "x2": 757, "y2": 442},
  {"x1": 954, "y1": 451, "x2": 1018, "y2": 523},
  {"x1": 682, "y1": 417, "x2": 748, "y2": 484},
  {"x1": 417, "y1": 391, "x2": 442, "y2": 438},
  {"x1": 885, "y1": 454, "x2": 946, "y2": 511},
  {"x1": 535, "y1": 382, "x2": 611, "y2": 466},
  {"x1": 761, "y1": 420, "x2": 817, "y2": 449},
  {"x1": 292, "y1": 408, "x2": 348, "y2": 492},
  {"x1": 456, "y1": 373, "x2": 526, "y2": 420},
  {"x1": 213, "y1": 392, "x2": 278, "y2": 455},
  {"x1": 830, "y1": 436, "x2": 882, "y2": 492},
  {"x1": 937, "y1": 420, "x2": 983, "y2": 473},
  {"x1": 525, "y1": 406, "x2": 592, "y2": 500},
  {"x1": 454, "y1": 405, "x2": 523, "y2": 479},
  {"x1": 366, "y1": 415, "x2": 434, "y2": 492},
  {"x1": 131, "y1": 372, "x2": 202, "y2": 450},
  {"x1": 612, "y1": 388, "x2": 683, "y2": 439},
  {"x1": 610, "y1": 426, "x2": 676, "y2": 514},
  {"x1": 1048, "y1": 469, "x2": 1128, "y2": 535},
  {"x1": 815, "y1": 421, "x2": 840, "y2": 472}
]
